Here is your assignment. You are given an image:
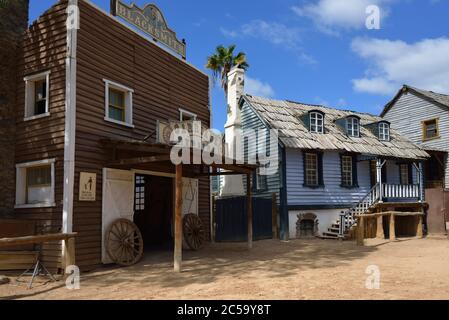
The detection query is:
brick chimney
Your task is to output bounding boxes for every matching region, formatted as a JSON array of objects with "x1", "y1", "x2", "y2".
[{"x1": 0, "y1": 0, "x2": 29, "y2": 215}]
